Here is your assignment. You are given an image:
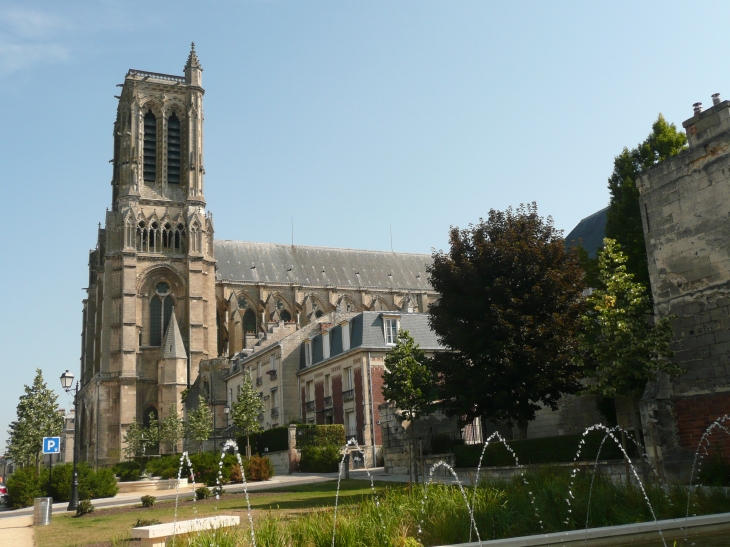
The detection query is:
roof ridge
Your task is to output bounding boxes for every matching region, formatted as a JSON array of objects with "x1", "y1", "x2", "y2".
[{"x1": 214, "y1": 240, "x2": 431, "y2": 257}]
